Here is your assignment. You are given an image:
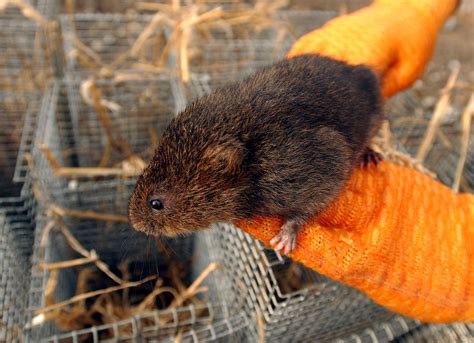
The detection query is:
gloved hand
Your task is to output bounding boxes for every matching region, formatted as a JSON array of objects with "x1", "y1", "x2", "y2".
[
  {"x1": 287, "y1": 0, "x2": 459, "y2": 98},
  {"x1": 236, "y1": 163, "x2": 474, "y2": 323},
  {"x1": 236, "y1": 0, "x2": 474, "y2": 323}
]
